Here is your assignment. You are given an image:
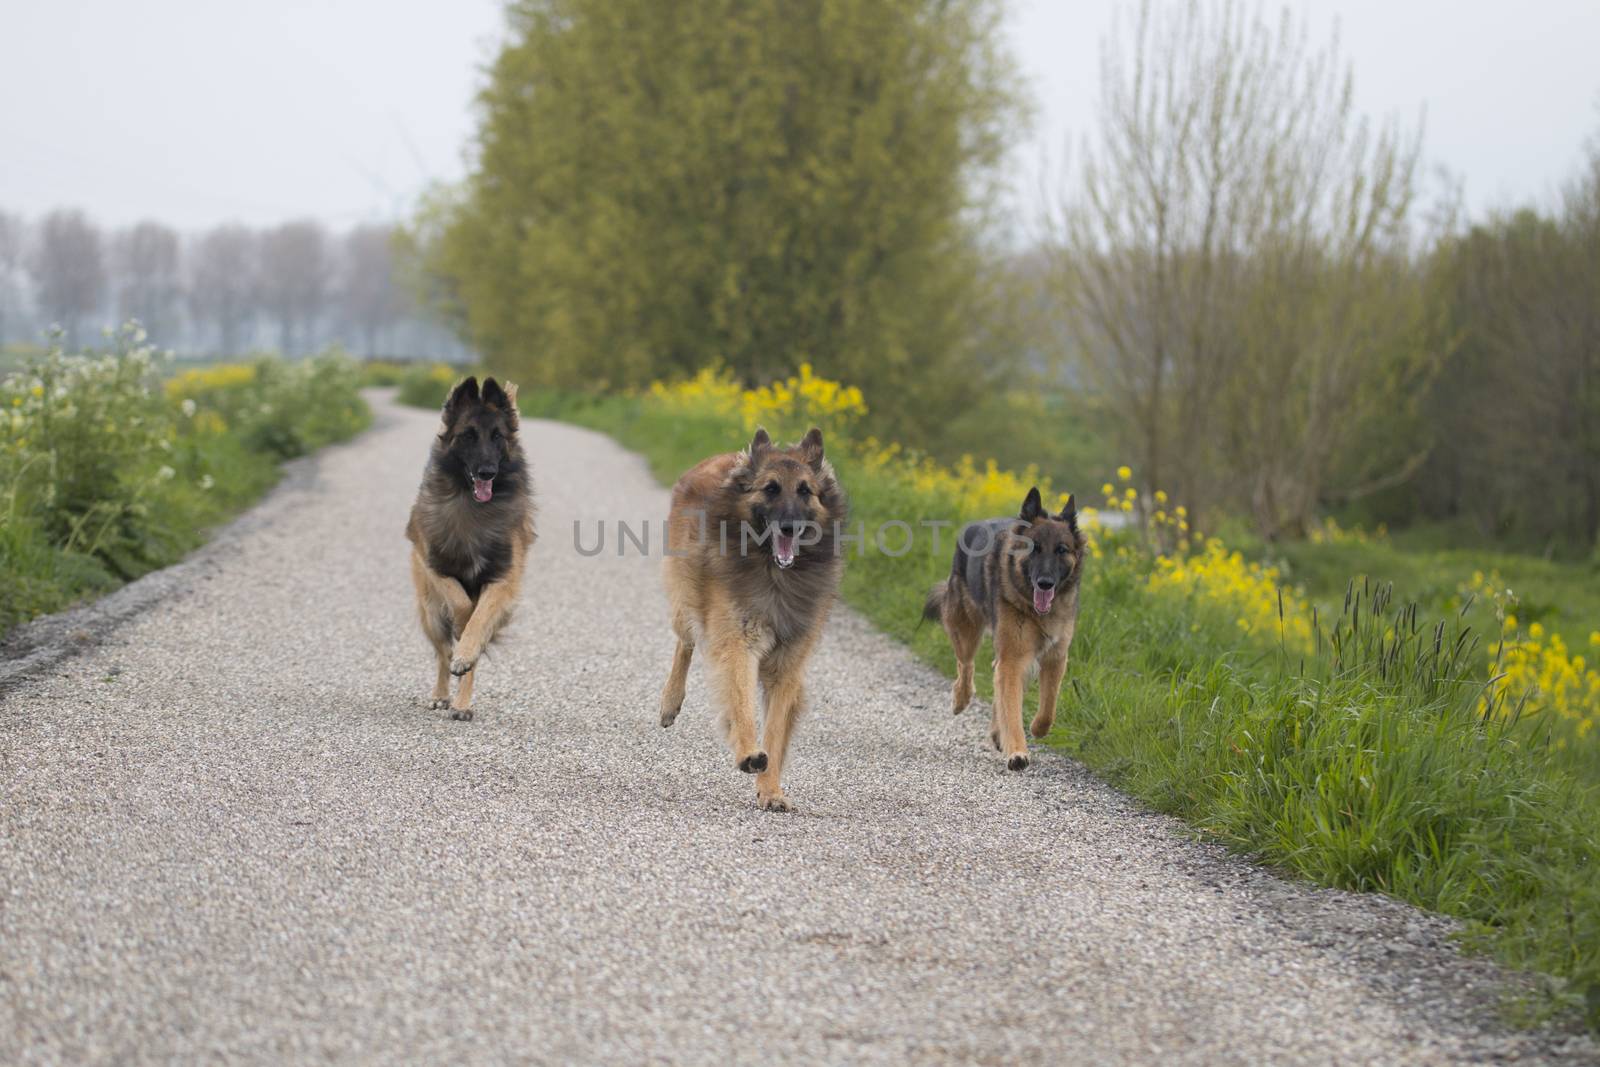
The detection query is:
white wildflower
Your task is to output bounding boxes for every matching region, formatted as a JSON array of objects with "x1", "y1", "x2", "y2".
[
  {"x1": 181, "y1": 398, "x2": 196, "y2": 418},
  {"x1": 199, "y1": 474, "x2": 215, "y2": 491},
  {"x1": 157, "y1": 465, "x2": 175, "y2": 481}
]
